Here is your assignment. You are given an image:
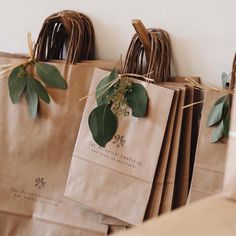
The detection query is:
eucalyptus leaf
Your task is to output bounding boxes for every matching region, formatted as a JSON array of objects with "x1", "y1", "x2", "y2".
[
  {"x1": 207, "y1": 100, "x2": 225, "y2": 127},
  {"x1": 88, "y1": 104, "x2": 117, "y2": 147},
  {"x1": 221, "y1": 72, "x2": 230, "y2": 88},
  {"x1": 36, "y1": 62, "x2": 67, "y2": 89},
  {"x1": 223, "y1": 114, "x2": 230, "y2": 137},
  {"x1": 28, "y1": 76, "x2": 50, "y2": 103},
  {"x1": 211, "y1": 120, "x2": 224, "y2": 143},
  {"x1": 125, "y1": 83, "x2": 148, "y2": 117},
  {"x1": 25, "y1": 81, "x2": 38, "y2": 118},
  {"x1": 96, "y1": 69, "x2": 118, "y2": 106},
  {"x1": 8, "y1": 66, "x2": 27, "y2": 104},
  {"x1": 214, "y1": 95, "x2": 227, "y2": 106}
]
